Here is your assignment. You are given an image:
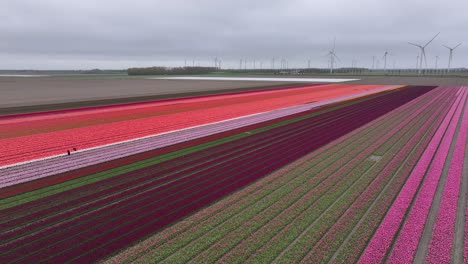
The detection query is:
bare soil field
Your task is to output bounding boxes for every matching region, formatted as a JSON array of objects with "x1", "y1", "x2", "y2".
[
  {"x1": 0, "y1": 77, "x2": 296, "y2": 115},
  {"x1": 2, "y1": 75, "x2": 468, "y2": 115}
]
